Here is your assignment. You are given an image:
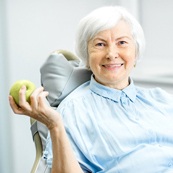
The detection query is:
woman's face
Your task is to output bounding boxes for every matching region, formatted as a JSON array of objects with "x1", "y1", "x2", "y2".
[{"x1": 88, "y1": 20, "x2": 136, "y2": 89}]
